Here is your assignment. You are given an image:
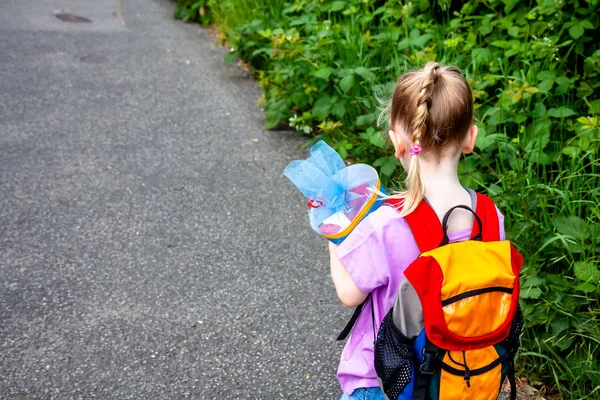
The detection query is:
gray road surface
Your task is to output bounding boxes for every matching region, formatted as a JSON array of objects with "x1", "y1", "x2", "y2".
[{"x1": 0, "y1": 0, "x2": 349, "y2": 398}]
